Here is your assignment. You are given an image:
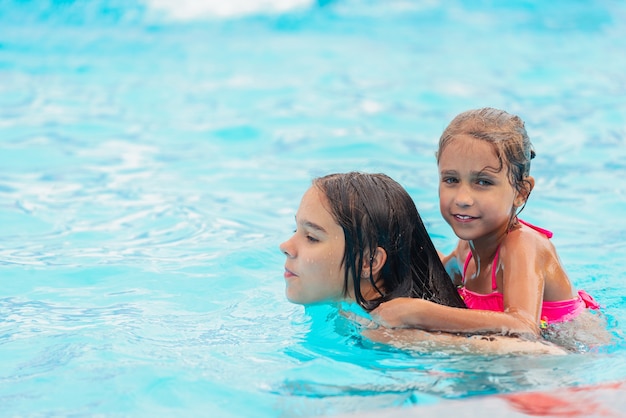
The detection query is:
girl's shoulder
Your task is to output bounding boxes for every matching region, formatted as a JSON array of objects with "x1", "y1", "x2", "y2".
[
  {"x1": 502, "y1": 220, "x2": 558, "y2": 258},
  {"x1": 502, "y1": 220, "x2": 573, "y2": 299}
]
